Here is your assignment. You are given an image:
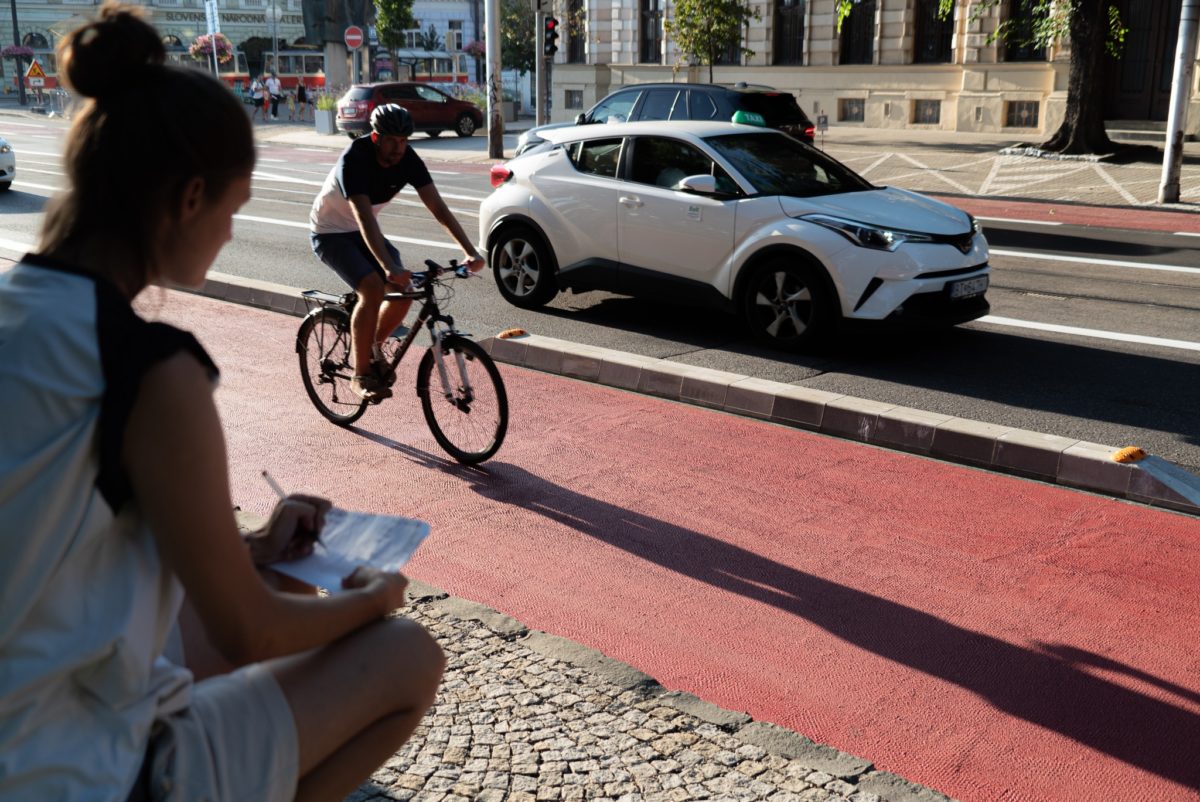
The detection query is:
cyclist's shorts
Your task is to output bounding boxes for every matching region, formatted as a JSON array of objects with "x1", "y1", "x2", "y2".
[{"x1": 310, "y1": 231, "x2": 402, "y2": 290}]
